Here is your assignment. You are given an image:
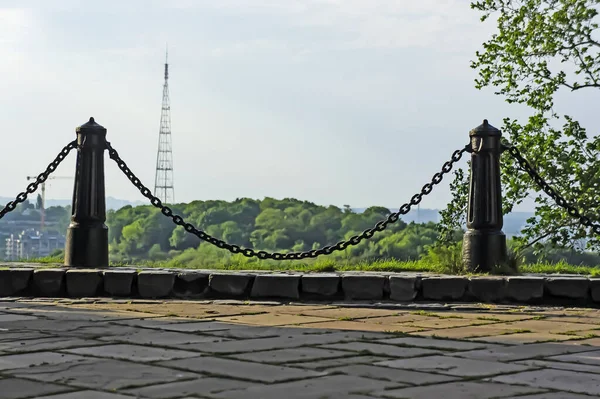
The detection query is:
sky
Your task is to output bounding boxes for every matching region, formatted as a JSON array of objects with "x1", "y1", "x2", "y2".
[{"x1": 1, "y1": 0, "x2": 598, "y2": 211}]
